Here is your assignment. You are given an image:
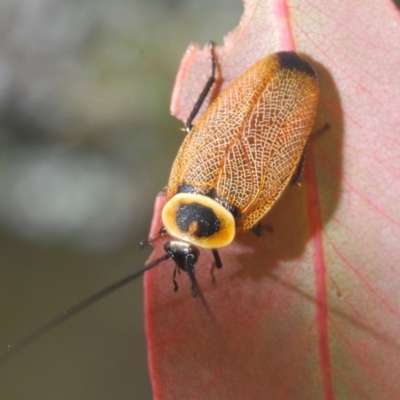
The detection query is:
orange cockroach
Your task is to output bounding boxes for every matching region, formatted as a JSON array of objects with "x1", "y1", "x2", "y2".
[
  {"x1": 0, "y1": 42, "x2": 319, "y2": 358},
  {"x1": 156, "y1": 42, "x2": 319, "y2": 296}
]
